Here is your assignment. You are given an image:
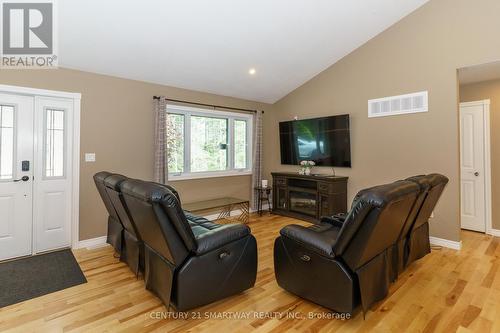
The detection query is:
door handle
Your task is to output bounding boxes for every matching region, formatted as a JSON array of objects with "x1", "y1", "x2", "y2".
[
  {"x1": 474, "y1": 172, "x2": 479, "y2": 177},
  {"x1": 13, "y1": 176, "x2": 30, "y2": 182}
]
